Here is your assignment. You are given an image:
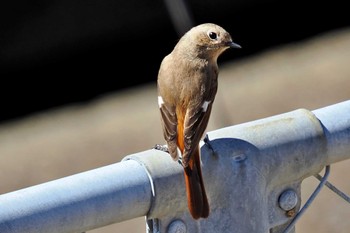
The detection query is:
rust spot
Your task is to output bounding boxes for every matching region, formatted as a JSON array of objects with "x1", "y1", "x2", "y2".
[{"x1": 286, "y1": 208, "x2": 296, "y2": 218}]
